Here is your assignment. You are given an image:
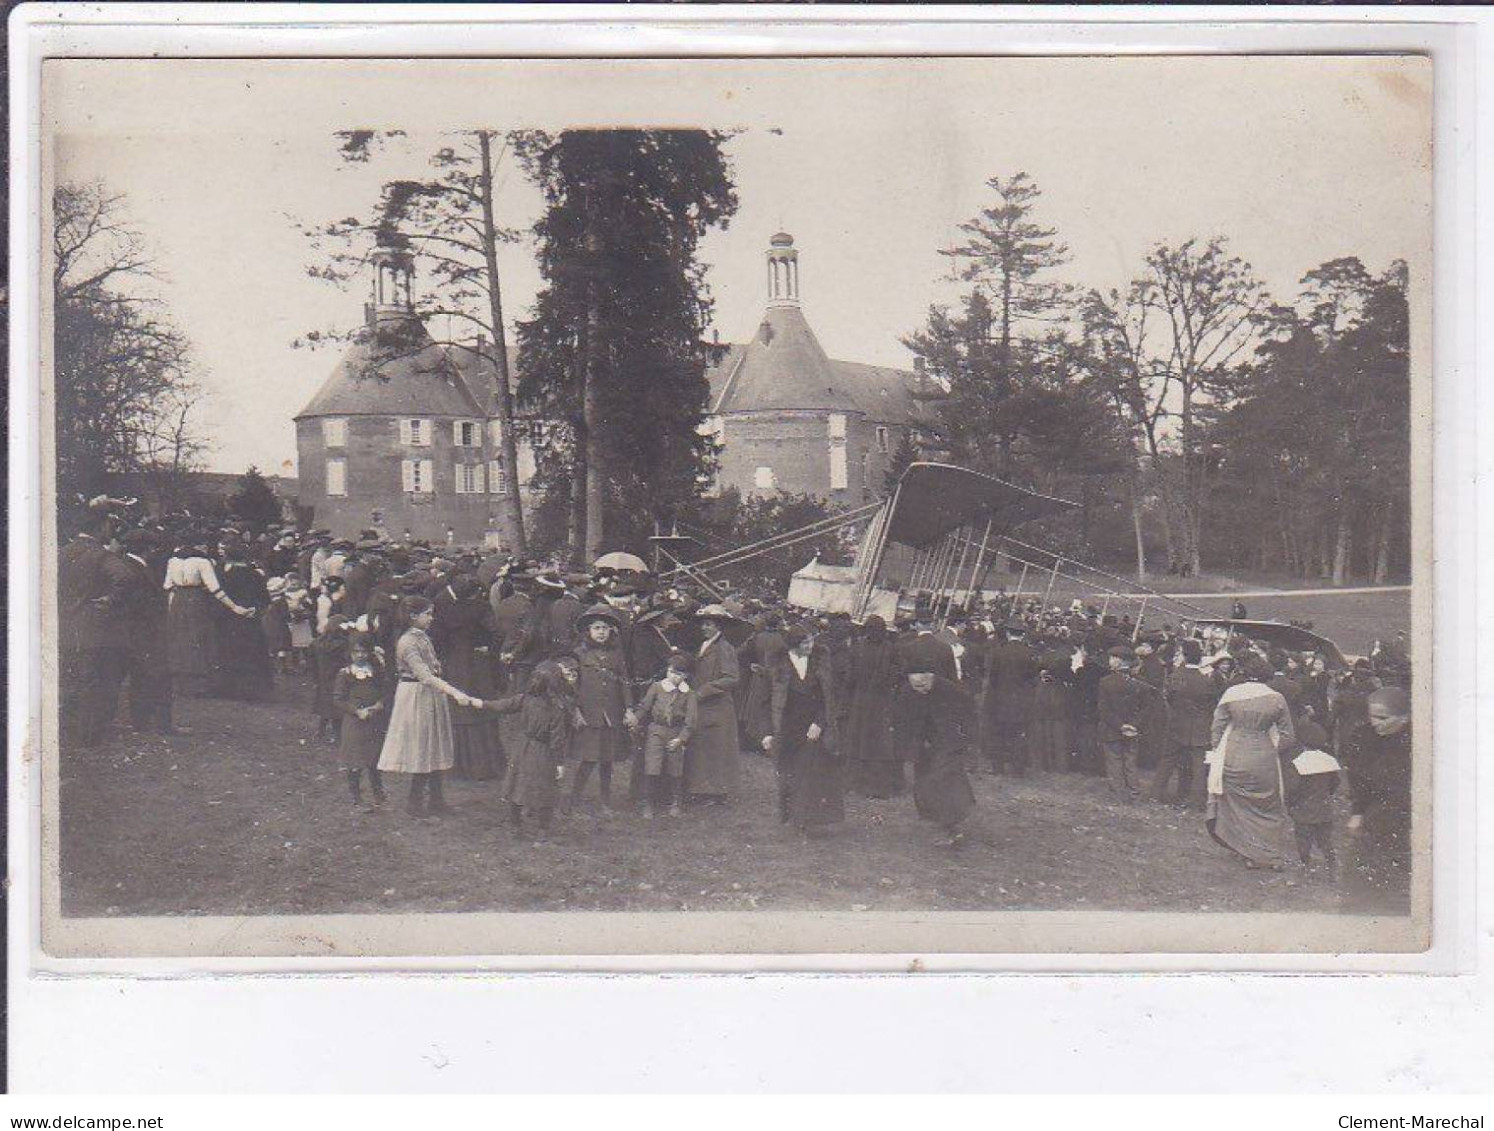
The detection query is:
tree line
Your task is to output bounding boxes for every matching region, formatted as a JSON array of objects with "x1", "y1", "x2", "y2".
[
  {"x1": 903, "y1": 173, "x2": 1411, "y2": 585},
  {"x1": 53, "y1": 140, "x2": 1410, "y2": 588}
]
